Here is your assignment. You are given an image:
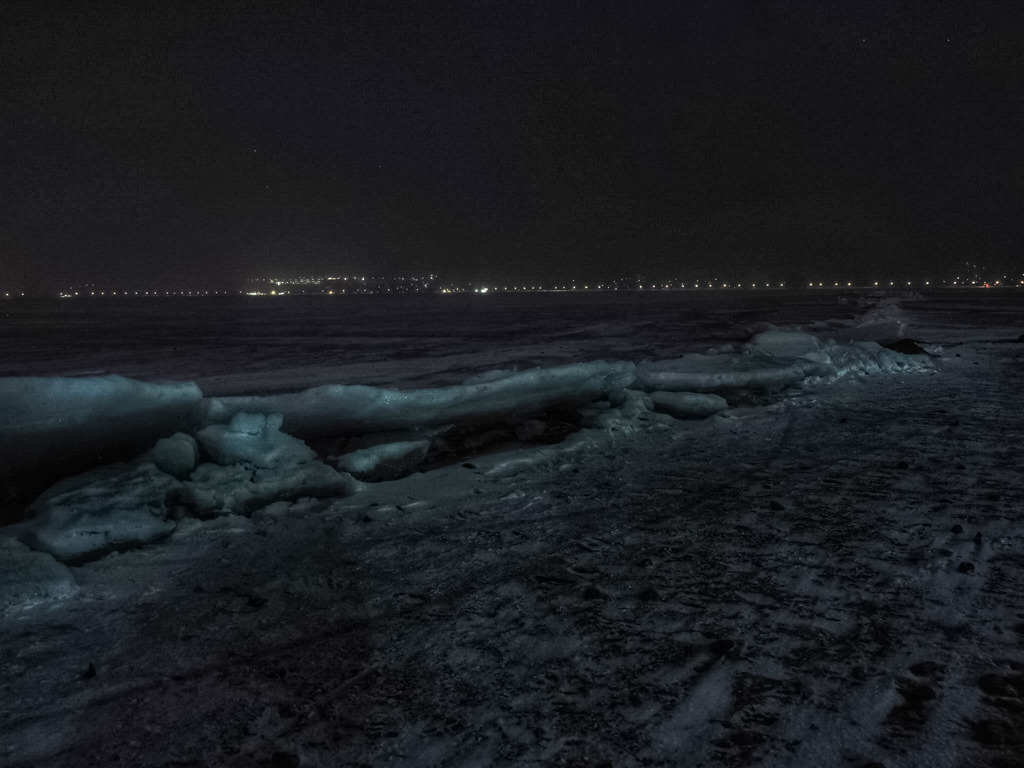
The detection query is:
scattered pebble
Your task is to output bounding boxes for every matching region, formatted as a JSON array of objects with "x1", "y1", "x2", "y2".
[
  {"x1": 709, "y1": 638, "x2": 736, "y2": 658},
  {"x1": 900, "y1": 681, "x2": 936, "y2": 702},
  {"x1": 978, "y1": 673, "x2": 1021, "y2": 697},
  {"x1": 270, "y1": 751, "x2": 301, "y2": 768},
  {"x1": 909, "y1": 661, "x2": 945, "y2": 678},
  {"x1": 971, "y1": 719, "x2": 1012, "y2": 745}
]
